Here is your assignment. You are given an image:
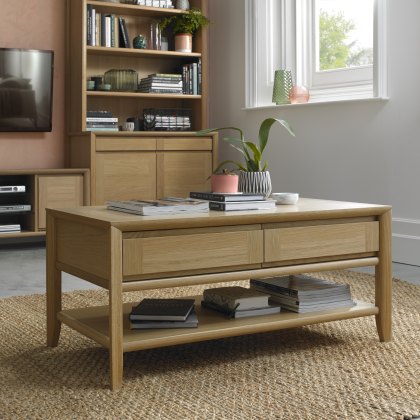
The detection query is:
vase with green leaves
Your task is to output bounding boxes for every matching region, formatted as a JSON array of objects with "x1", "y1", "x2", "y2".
[
  {"x1": 197, "y1": 118, "x2": 295, "y2": 198},
  {"x1": 159, "y1": 8, "x2": 210, "y2": 53}
]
